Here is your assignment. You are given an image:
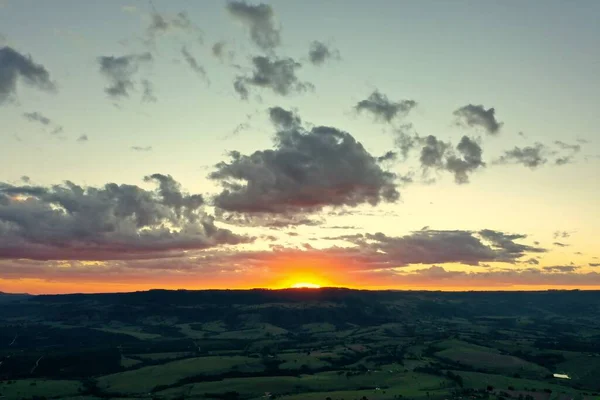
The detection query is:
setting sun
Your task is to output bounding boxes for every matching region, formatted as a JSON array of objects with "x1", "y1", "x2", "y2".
[{"x1": 290, "y1": 282, "x2": 322, "y2": 289}]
